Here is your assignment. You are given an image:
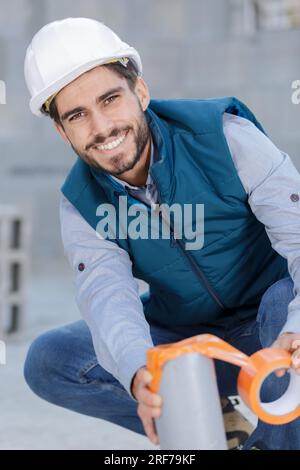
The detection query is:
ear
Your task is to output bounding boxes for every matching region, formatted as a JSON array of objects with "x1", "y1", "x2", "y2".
[
  {"x1": 53, "y1": 120, "x2": 70, "y2": 145},
  {"x1": 134, "y1": 78, "x2": 150, "y2": 111}
]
